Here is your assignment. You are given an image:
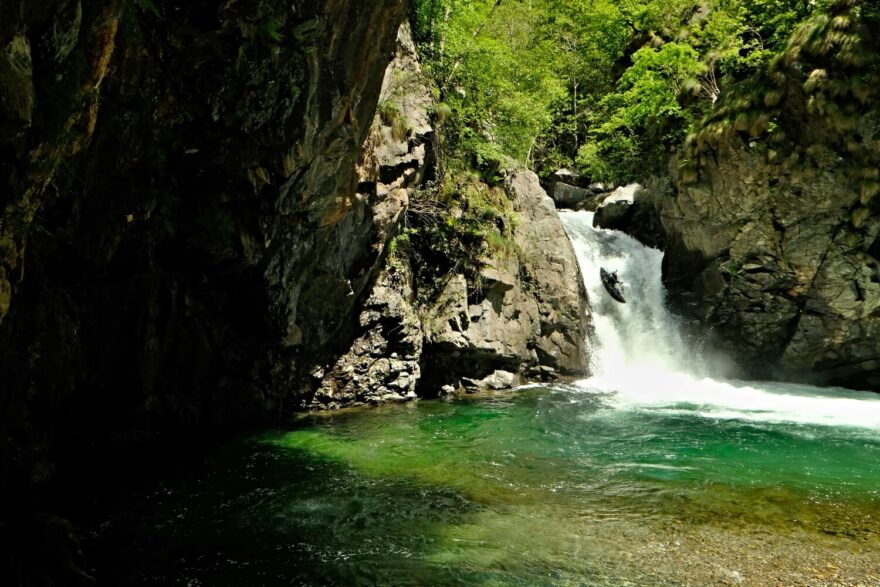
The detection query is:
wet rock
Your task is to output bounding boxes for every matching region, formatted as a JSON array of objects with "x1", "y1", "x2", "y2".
[
  {"x1": 592, "y1": 179, "x2": 666, "y2": 250},
  {"x1": 459, "y1": 370, "x2": 519, "y2": 392},
  {"x1": 601, "y1": 183, "x2": 644, "y2": 206},
  {"x1": 648, "y1": 141, "x2": 880, "y2": 388},
  {"x1": 593, "y1": 200, "x2": 631, "y2": 229},
  {"x1": 480, "y1": 369, "x2": 519, "y2": 389}
]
